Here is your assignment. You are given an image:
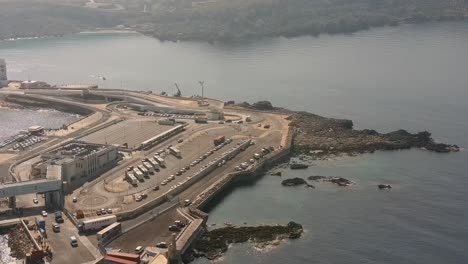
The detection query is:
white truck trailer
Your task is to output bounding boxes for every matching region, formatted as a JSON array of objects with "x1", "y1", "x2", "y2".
[
  {"x1": 143, "y1": 162, "x2": 154, "y2": 171},
  {"x1": 80, "y1": 215, "x2": 117, "y2": 232},
  {"x1": 126, "y1": 173, "x2": 138, "y2": 186},
  {"x1": 133, "y1": 168, "x2": 144, "y2": 181},
  {"x1": 154, "y1": 155, "x2": 166, "y2": 167},
  {"x1": 169, "y1": 146, "x2": 182, "y2": 158},
  {"x1": 138, "y1": 165, "x2": 149, "y2": 178},
  {"x1": 148, "y1": 158, "x2": 160, "y2": 170}
]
